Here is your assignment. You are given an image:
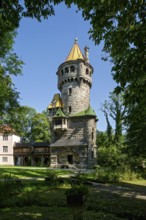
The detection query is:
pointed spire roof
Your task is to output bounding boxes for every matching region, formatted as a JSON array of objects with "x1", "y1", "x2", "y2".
[
  {"x1": 66, "y1": 38, "x2": 85, "y2": 61},
  {"x1": 53, "y1": 108, "x2": 67, "y2": 118},
  {"x1": 48, "y1": 94, "x2": 63, "y2": 109}
]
